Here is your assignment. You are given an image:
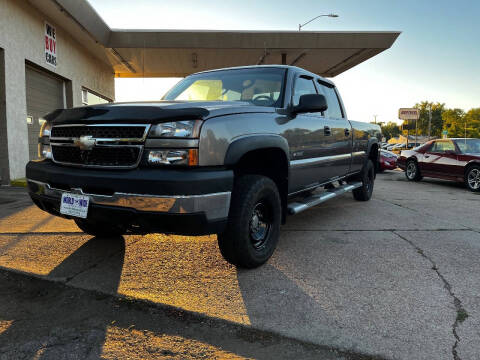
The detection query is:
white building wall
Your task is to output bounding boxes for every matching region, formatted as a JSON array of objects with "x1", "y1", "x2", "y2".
[{"x1": 0, "y1": 0, "x2": 115, "y2": 180}]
